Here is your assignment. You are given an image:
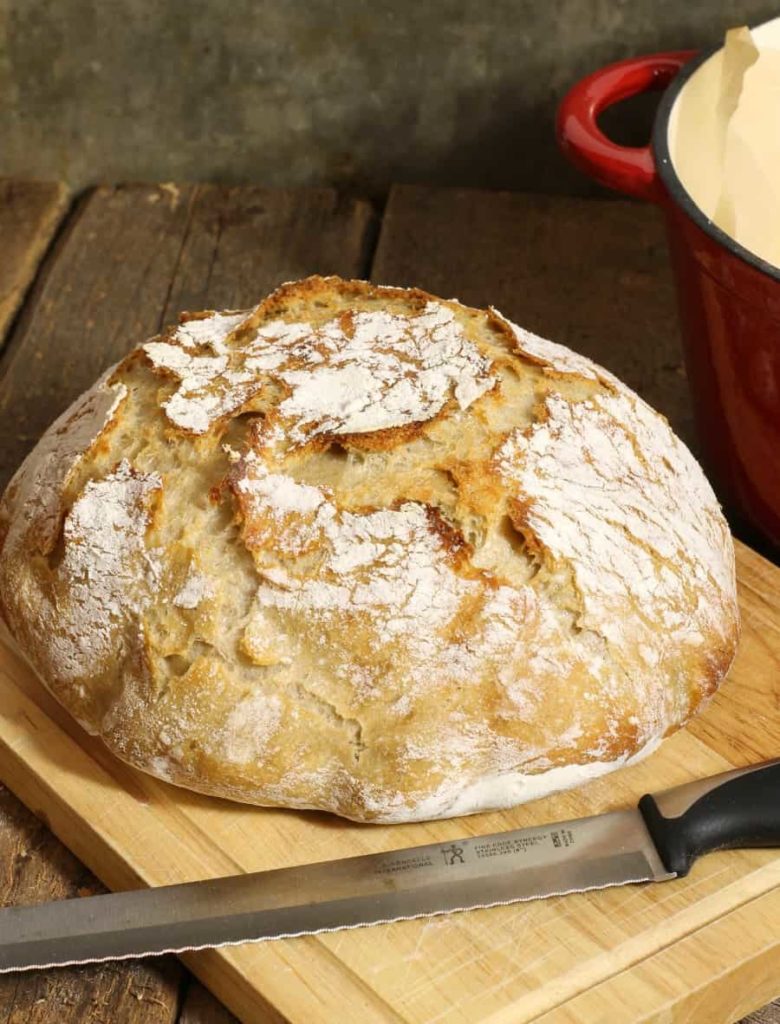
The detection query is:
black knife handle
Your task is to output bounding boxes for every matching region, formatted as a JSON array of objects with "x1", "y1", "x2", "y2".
[{"x1": 639, "y1": 759, "x2": 780, "y2": 876}]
